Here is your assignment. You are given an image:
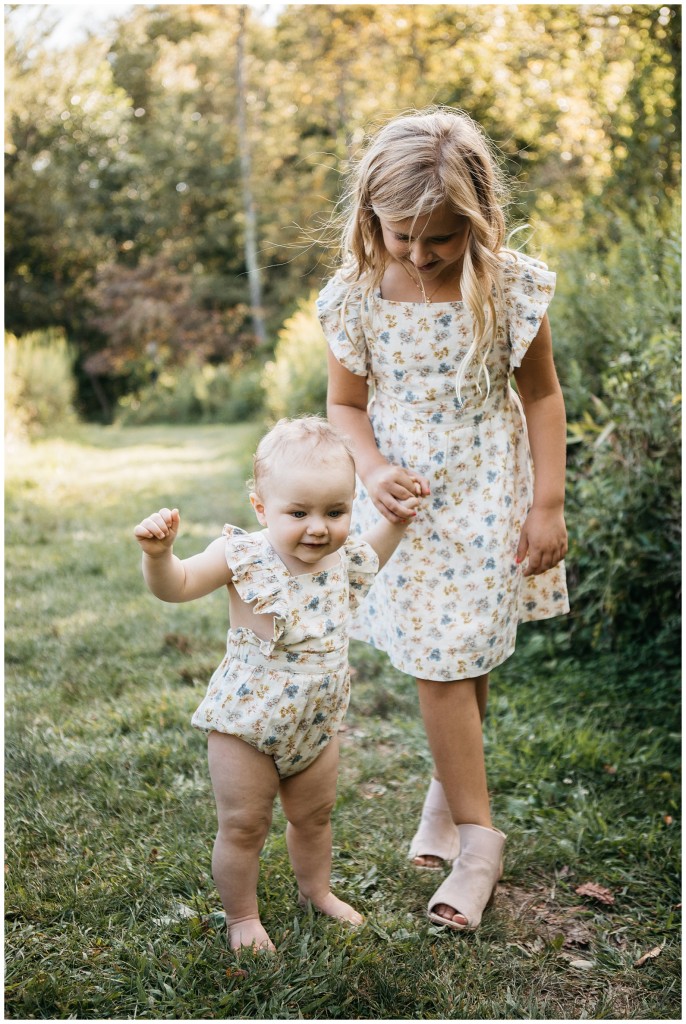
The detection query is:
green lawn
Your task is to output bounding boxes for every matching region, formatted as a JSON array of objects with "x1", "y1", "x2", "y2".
[{"x1": 5, "y1": 423, "x2": 681, "y2": 1020}]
